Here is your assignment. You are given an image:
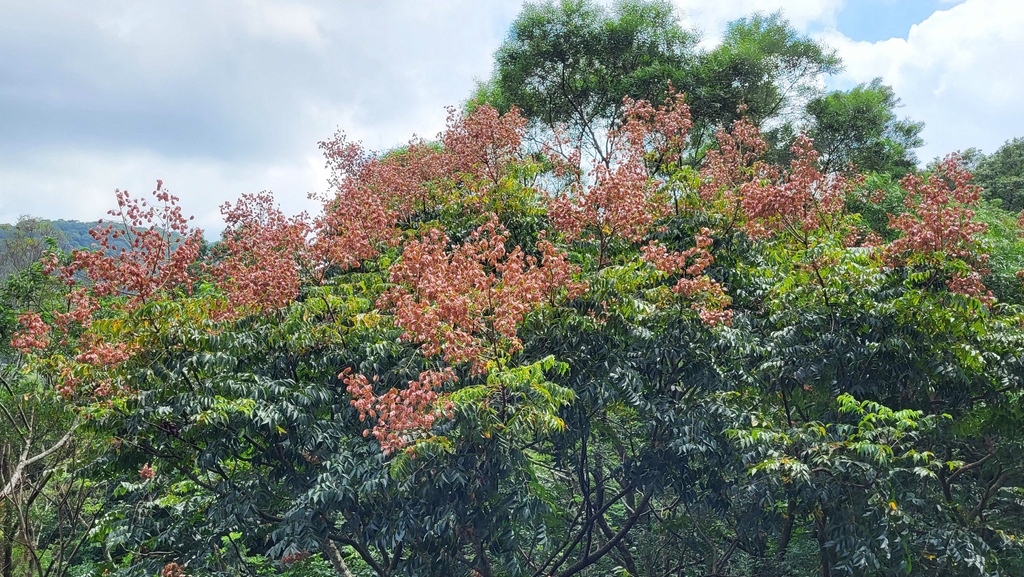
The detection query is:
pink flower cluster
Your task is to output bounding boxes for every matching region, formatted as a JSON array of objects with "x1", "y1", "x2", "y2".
[
  {"x1": 161, "y1": 563, "x2": 186, "y2": 577},
  {"x1": 10, "y1": 312, "x2": 50, "y2": 353},
  {"x1": 344, "y1": 368, "x2": 456, "y2": 454},
  {"x1": 547, "y1": 93, "x2": 693, "y2": 246},
  {"x1": 215, "y1": 192, "x2": 311, "y2": 317},
  {"x1": 315, "y1": 105, "x2": 530, "y2": 271},
  {"x1": 442, "y1": 104, "x2": 528, "y2": 186},
  {"x1": 699, "y1": 117, "x2": 770, "y2": 206},
  {"x1": 885, "y1": 155, "x2": 992, "y2": 300},
  {"x1": 63, "y1": 186, "x2": 202, "y2": 305},
  {"x1": 10, "y1": 184, "x2": 203, "y2": 393},
  {"x1": 741, "y1": 136, "x2": 852, "y2": 240},
  {"x1": 381, "y1": 216, "x2": 582, "y2": 374},
  {"x1": 642, "y1": 229, "x2": 732, "y2": 326}
]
